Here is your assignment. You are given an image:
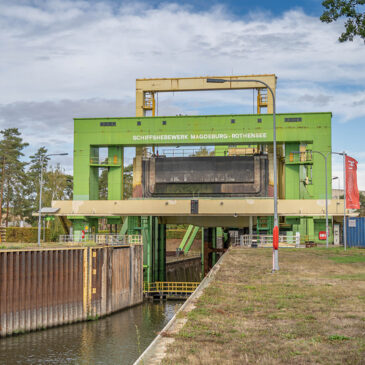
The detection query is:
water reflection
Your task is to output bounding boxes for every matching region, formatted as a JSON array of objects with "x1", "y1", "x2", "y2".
[{"x1": 0, "y1": 301, "x2": 182, "y2": 365}]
